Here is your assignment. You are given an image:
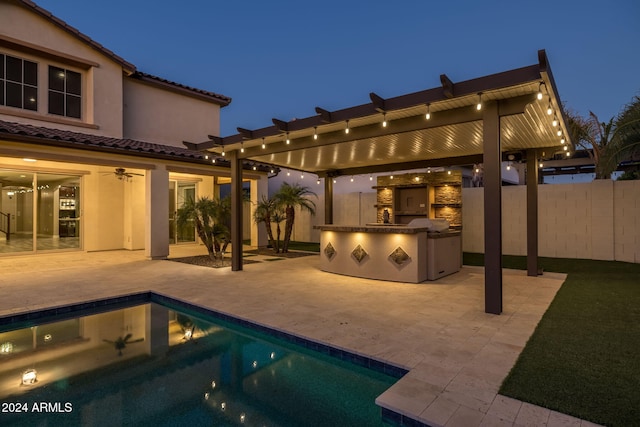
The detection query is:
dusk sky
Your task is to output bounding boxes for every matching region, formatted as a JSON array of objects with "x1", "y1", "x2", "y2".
[{"x1": 36, "y1": 0, "x2": 640, "y2": 139}]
